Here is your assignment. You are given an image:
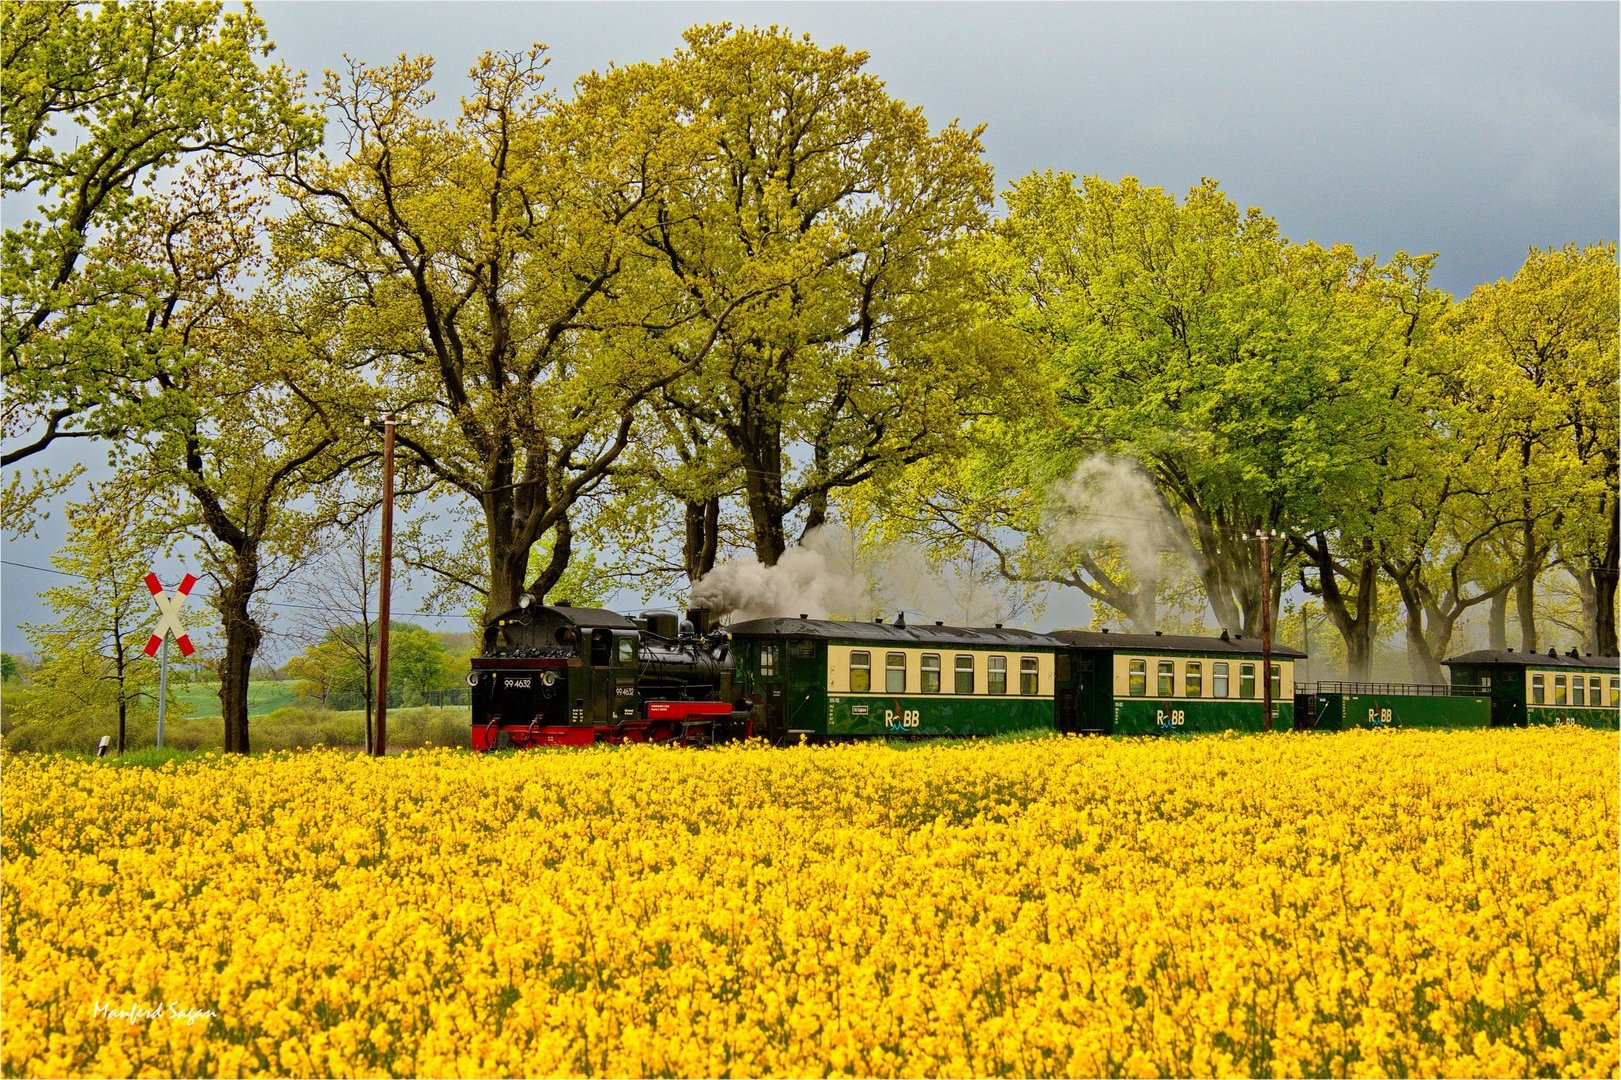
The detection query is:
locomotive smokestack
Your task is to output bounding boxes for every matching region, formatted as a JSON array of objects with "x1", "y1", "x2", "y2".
[{"x1": 686, "y1": 606, "x2": 713, "y2": 635}]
